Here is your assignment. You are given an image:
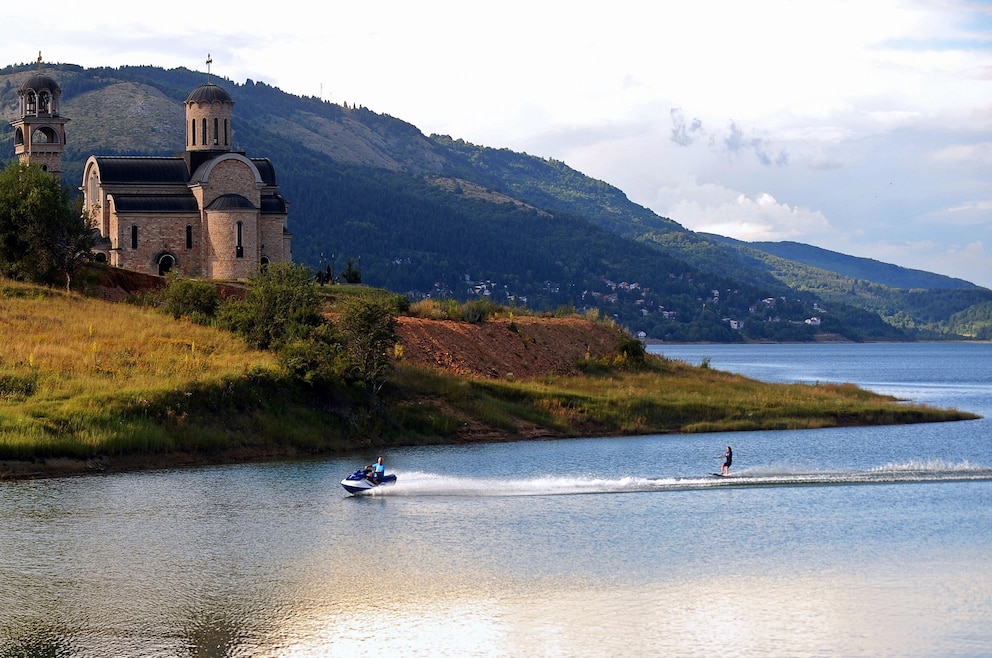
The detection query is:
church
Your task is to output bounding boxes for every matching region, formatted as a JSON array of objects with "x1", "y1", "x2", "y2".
[{"x1": 11, "y1": 56, "x2": 293, "y2": 280}]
